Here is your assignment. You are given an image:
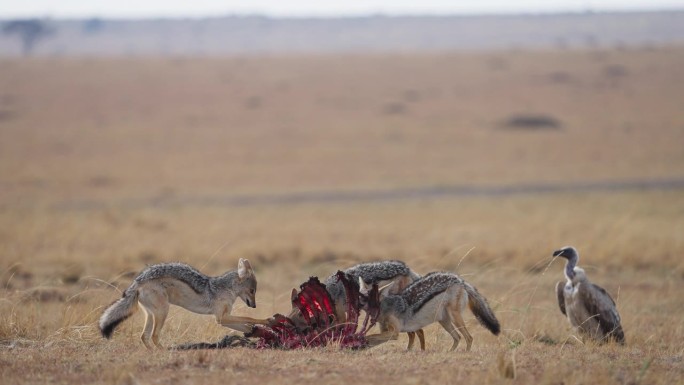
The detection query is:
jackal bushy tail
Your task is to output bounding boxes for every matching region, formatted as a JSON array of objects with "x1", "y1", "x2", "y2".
[
  {"x1": 99, "y1": 289, "x2": 138, "y2": 339},
  {"x1": 464, "y1": 283, "x2": 500, "y2": 335}
]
